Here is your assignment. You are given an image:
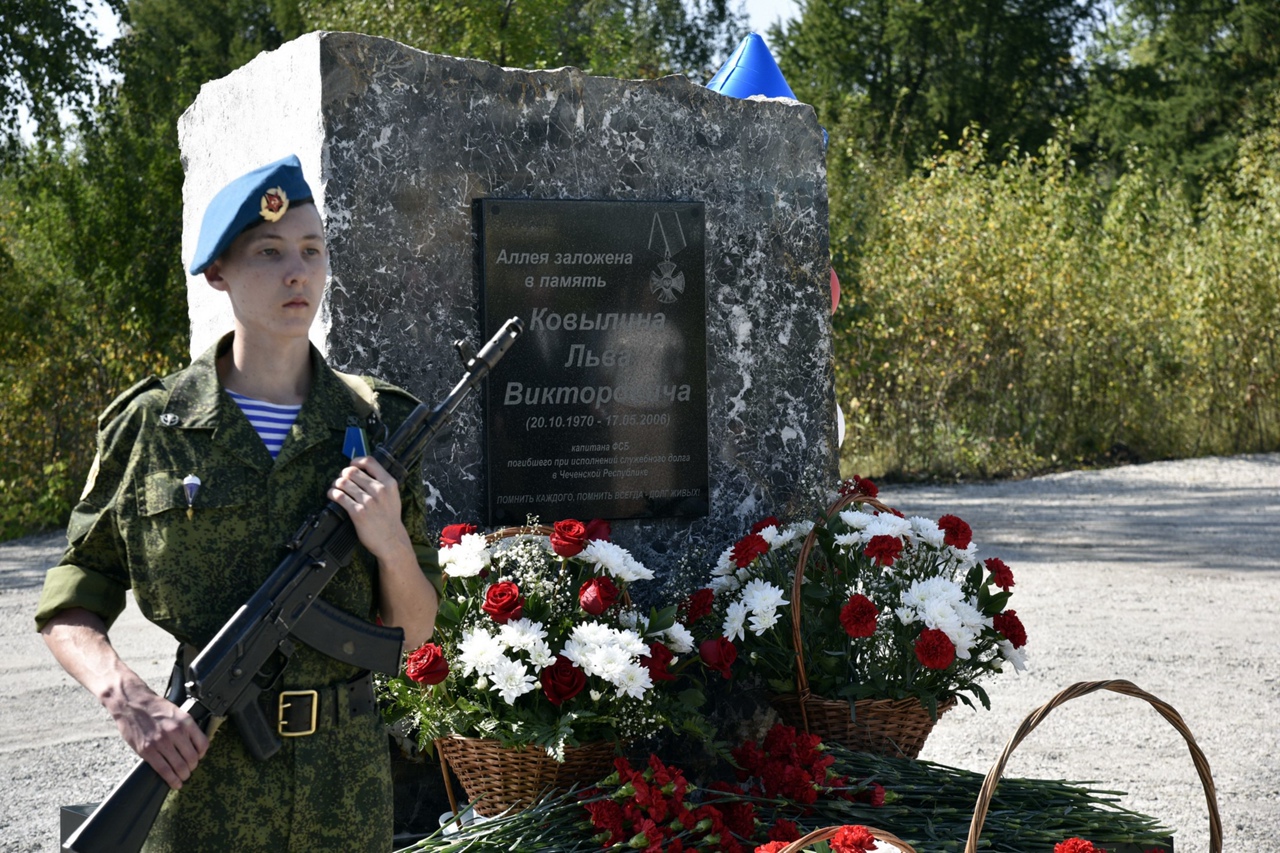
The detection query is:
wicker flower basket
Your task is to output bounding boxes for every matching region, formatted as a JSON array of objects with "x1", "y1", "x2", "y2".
[
  {"x1": 435, "y1": 736, "x2": 622, "y2": 817},
  {"x1": 965, "y1": 679, "x2": 1223, "y2": 852},
  {"x1": 770, "y1": 491, "x2": 953, "y2": 759},
  {"x1": 775, "y1": 824, "x2": 917, "y2": 853}
]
